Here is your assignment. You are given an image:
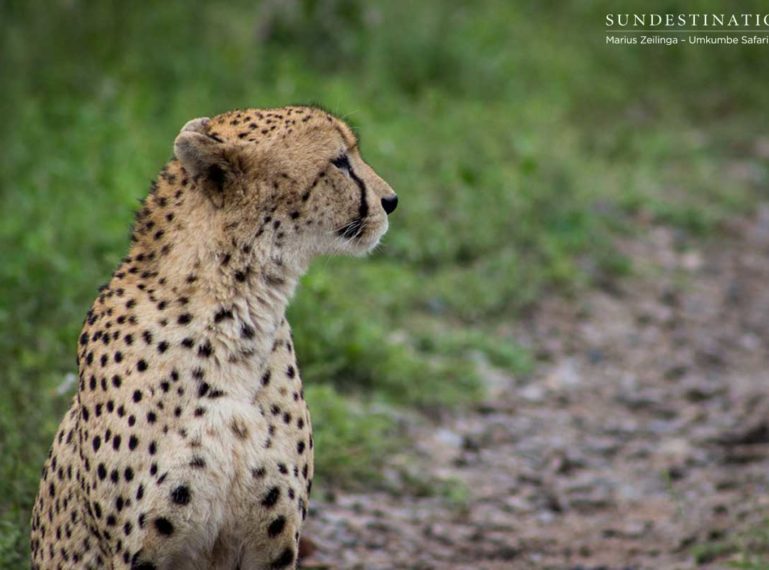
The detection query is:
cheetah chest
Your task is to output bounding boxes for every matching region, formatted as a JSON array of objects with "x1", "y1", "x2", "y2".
[{"x1": 182, "y1": 343, "x2": 314, "y2": 530}]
